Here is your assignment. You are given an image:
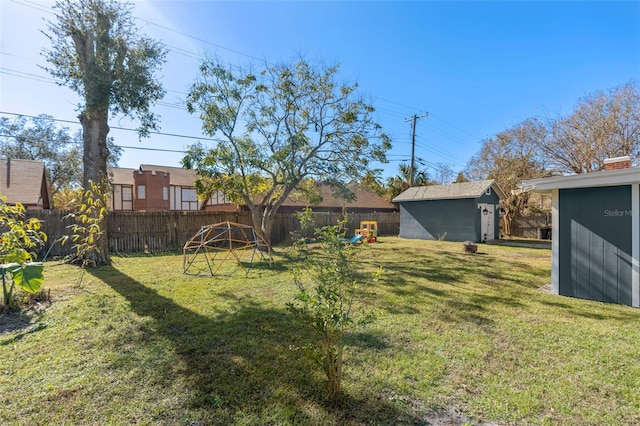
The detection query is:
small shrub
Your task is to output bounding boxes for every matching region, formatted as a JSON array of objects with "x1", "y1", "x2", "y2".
[
  {"x1": 0, "y1": 195, "x2": 47, "y2": 310},
  {"x1": 288, "y1": 208, "x2": 379, "y2": 399},
  {"x1": 62, "y1": 178, "x2": 110, "y2": 267}
]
